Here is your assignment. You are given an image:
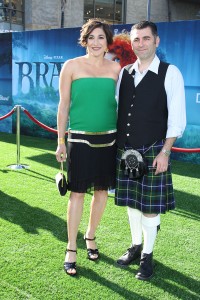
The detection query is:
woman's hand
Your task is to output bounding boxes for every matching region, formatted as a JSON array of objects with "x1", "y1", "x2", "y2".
[{"x1": 56, "y1": 144, "x2": 67, "y2": 162}]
